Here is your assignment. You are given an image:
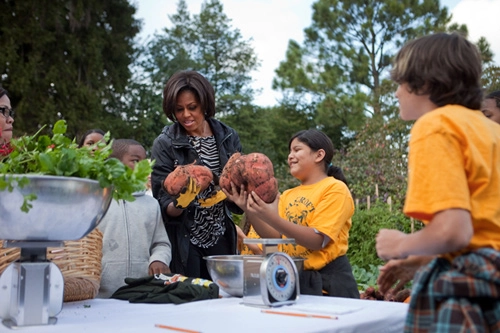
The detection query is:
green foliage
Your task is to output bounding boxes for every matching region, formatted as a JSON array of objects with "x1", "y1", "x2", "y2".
[
  {"x1": 221, "y1": 105, "x2": 276, "y2": 155},
  {"x1": 0, "y1": 120, "x2": 152, "y2": 212},
  {"x1": 132, "y1": 0, "x2": 262, "y2": 150},
  {"x1": 351, "y1": 264, "x2": 380, "y2": 291},
  {"x1": 482, "y1": 64, "x2": 500, "y2": 93},
  {"x1": 143, "y1": 0, "x2": 259, "y2": 116},
  {"x1": 273, "y1": 0, "x2": 451, "y2": 149},
  {"x1": 265, "y1": 103, "x2": 316, "y2": 163},
  {"x1": 347, "y1": 201, "x2": 422, "y2": 271},
  {"x1": 0, "y1": 0, "x2": 141, "y2": 140},
  {"x1": 336, "y1": 115, "x2": 411, "y2": 208}
]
